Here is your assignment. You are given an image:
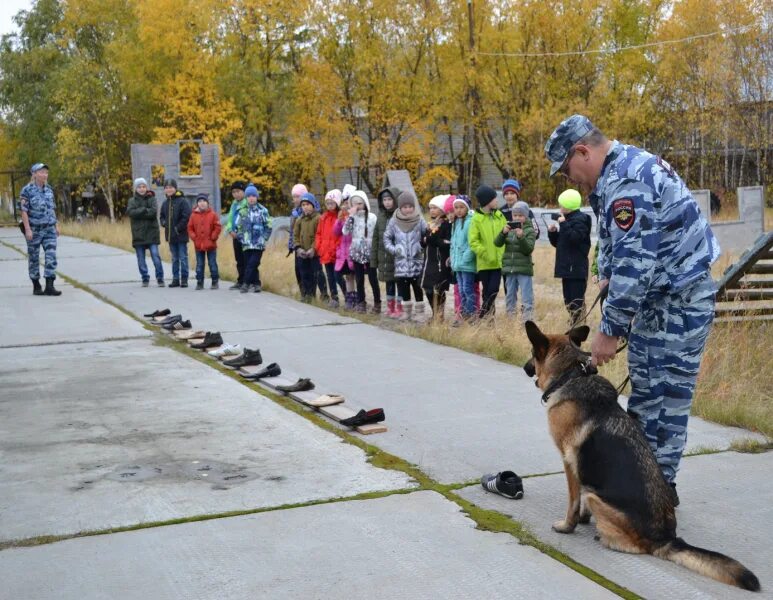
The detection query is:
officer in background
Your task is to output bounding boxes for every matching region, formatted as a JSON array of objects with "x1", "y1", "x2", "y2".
[
  {"x1": 544, "y1": 115, "x2": 720, "y2": 506},
  {"x1": 20, "y1": 162, "x2": 61, "y2": 296}
]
